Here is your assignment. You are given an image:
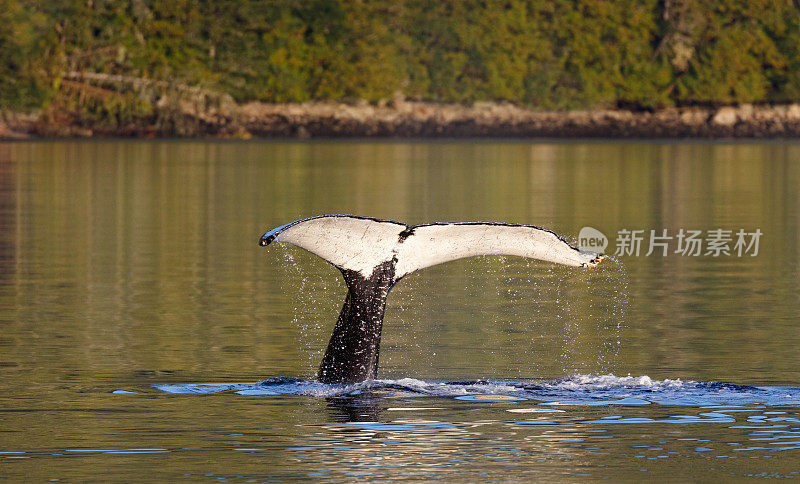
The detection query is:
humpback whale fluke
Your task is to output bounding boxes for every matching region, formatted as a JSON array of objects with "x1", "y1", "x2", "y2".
[{"x1": 260, "y1": 215, "x2": 603, "y2": 384}]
